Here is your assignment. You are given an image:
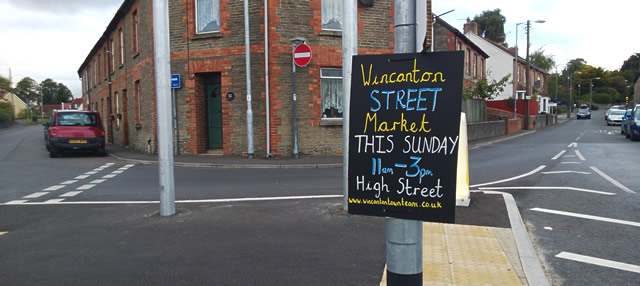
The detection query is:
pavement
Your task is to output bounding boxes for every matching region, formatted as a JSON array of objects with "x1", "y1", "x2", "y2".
[{"x1": 103, "y1": 128, "x2": 560, "y2": 285}]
